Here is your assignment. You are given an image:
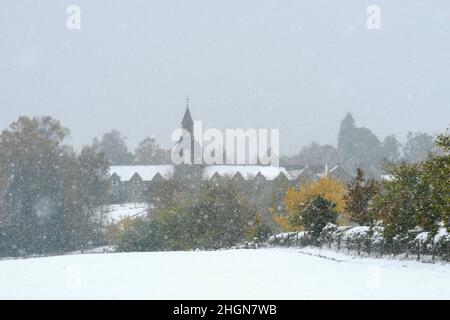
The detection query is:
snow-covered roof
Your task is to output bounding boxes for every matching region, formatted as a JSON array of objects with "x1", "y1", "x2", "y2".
[
  {"x1": 110, "y1": 165, "x2": 174, "y2": 181},
  {"x1": 285, "y1": 168, "x2": 305, "y2": 180},
  {"x1": 203, "y1": 165, "x2": 290, "y2": 181},
  {"x1": 109, "y1": 164, "x2": 354, "y2": 182}
]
